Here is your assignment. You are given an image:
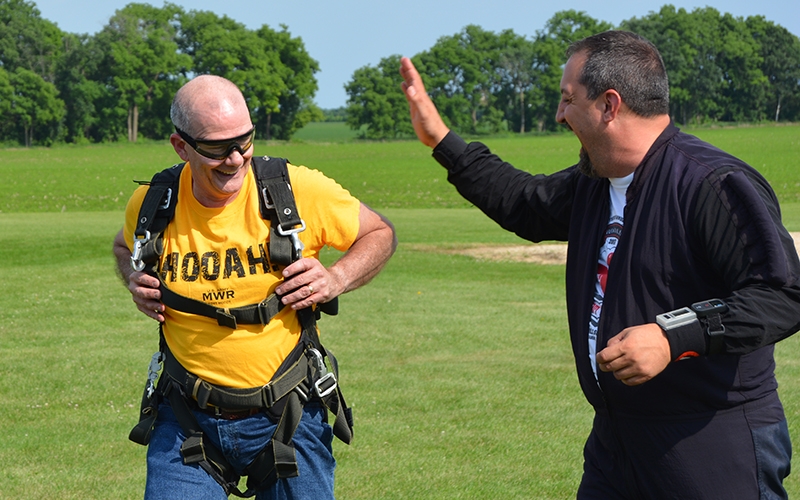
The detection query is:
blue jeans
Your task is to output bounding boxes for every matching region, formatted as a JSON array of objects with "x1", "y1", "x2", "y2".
[{"x1": 144, "y1": 402, "x2": 336, "y2": 500}]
